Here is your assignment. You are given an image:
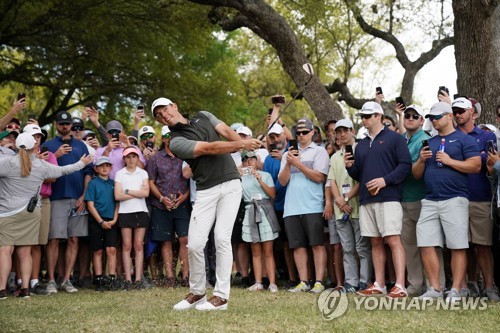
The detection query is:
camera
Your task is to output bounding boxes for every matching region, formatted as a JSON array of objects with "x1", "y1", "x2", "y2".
[
  {"x1": 27, "y1": 195, "x2": 38, "y2": 213},
  {"x1": 242, "y1": 167, "x2": 252, "y2": 176},
  {"x1": 271, "y1": 95, "x2": 286, "y2": 104}
]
